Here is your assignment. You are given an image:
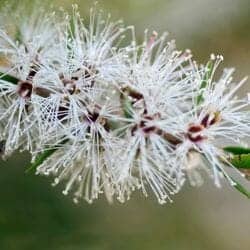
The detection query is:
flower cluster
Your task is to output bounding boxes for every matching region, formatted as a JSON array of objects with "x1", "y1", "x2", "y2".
[{"x1": 0, "y1": 5, "x2": 250, "y2": 204}]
